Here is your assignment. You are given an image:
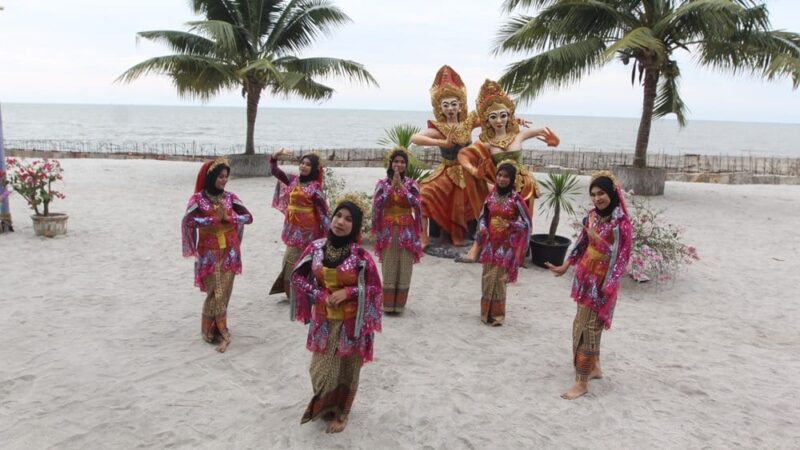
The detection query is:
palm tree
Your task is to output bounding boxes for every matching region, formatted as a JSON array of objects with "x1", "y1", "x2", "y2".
[
  {"x1": 495, "y1": 0, "x2": 799, "y2": 169},
  {"x1": 118, "y1": 0, "x2": 378, "y2": 155}
]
